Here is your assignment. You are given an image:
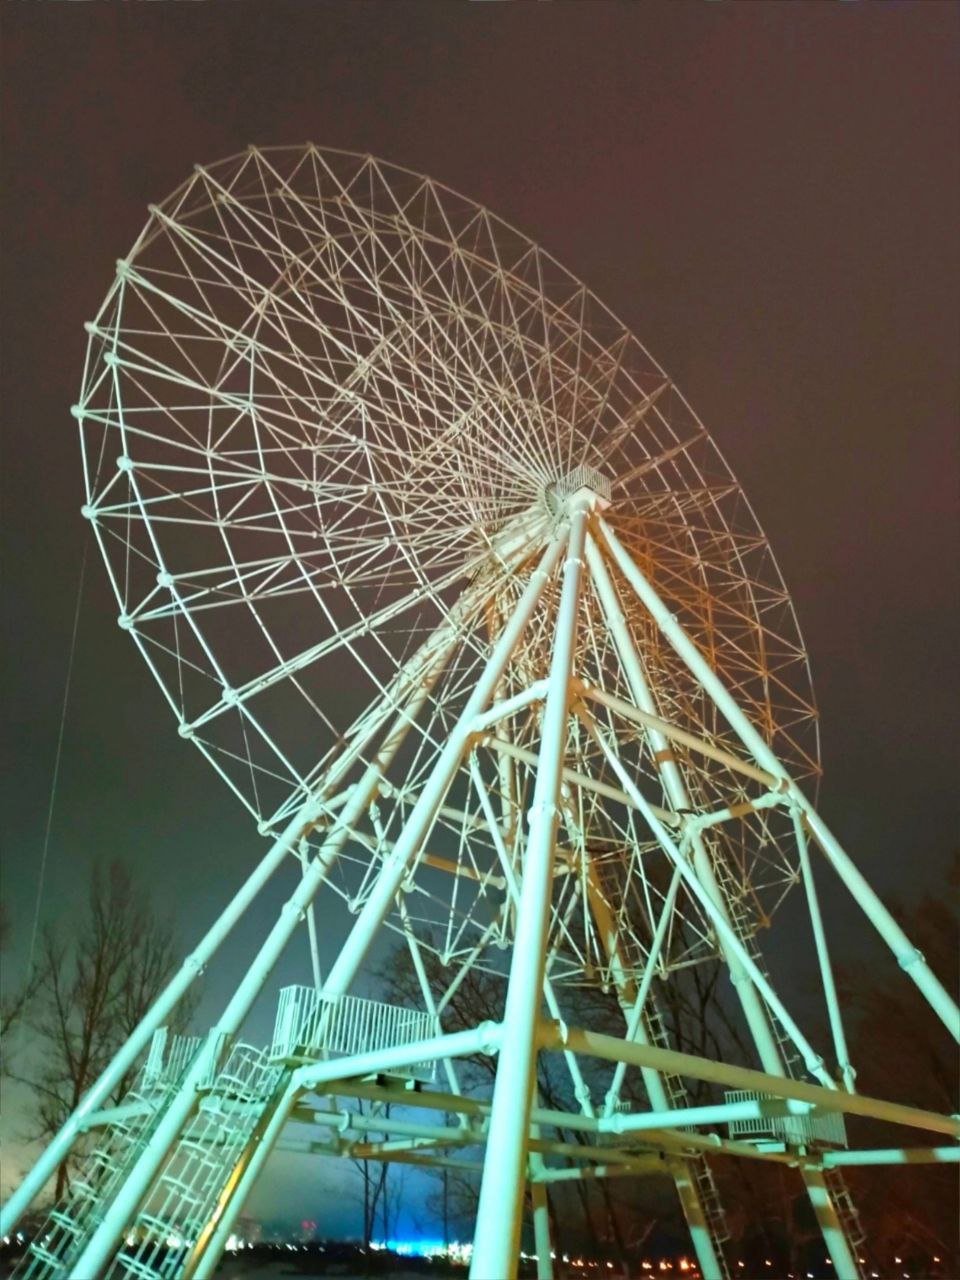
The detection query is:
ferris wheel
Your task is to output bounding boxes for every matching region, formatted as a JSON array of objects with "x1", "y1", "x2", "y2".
[
  {"x1": 75, "y1": 144, "x2": 819, "y2": 972},
  {"x1": 6, "y1": 146, "x2": 957, "y2": 1280}
]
